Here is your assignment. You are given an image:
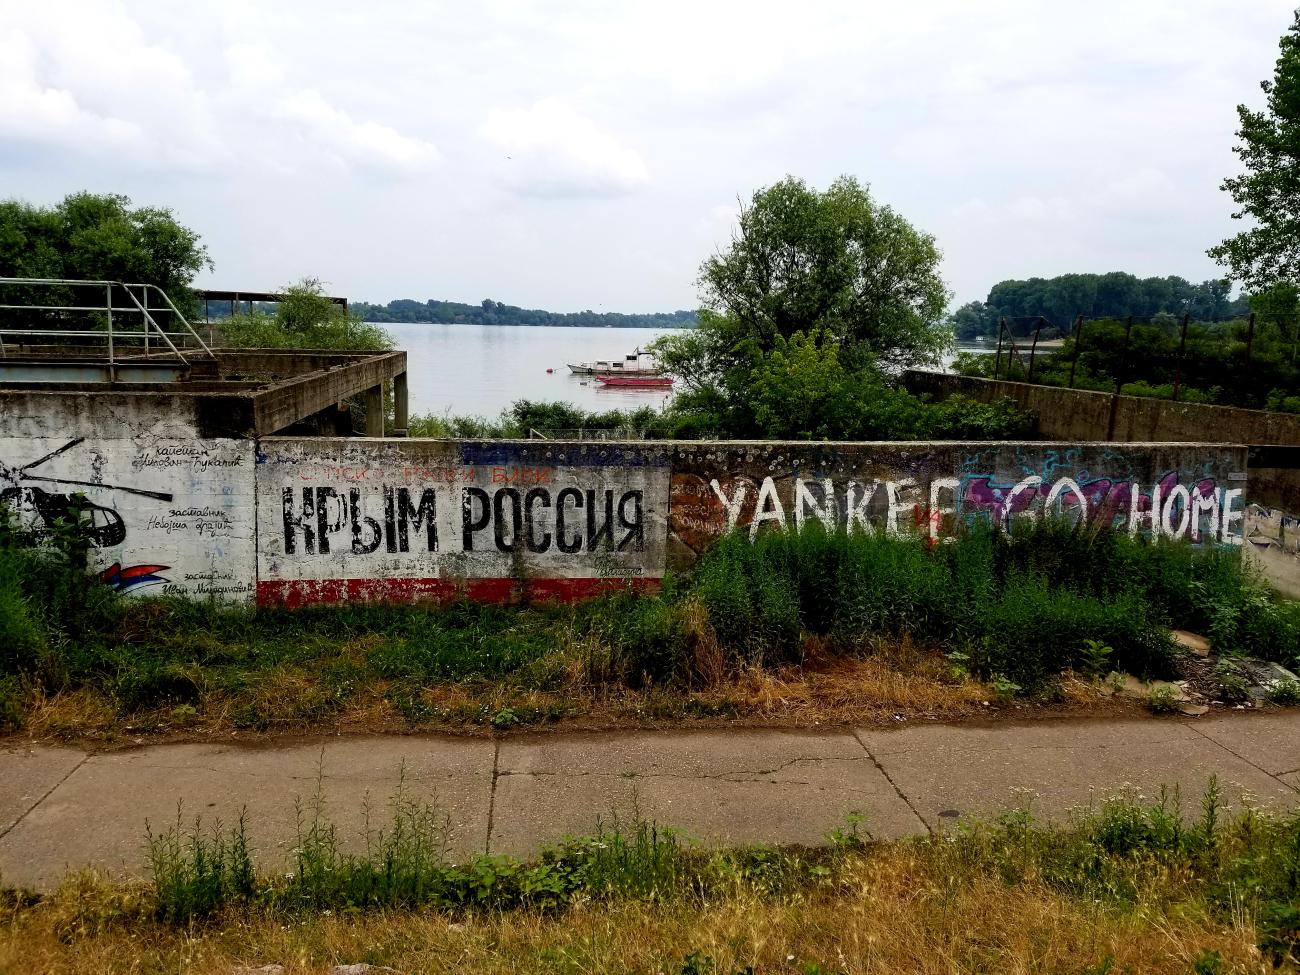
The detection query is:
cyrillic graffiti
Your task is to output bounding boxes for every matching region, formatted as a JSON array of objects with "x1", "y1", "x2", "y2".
[{"x1": 281, "y1": 485, "x2": 645, "y2": 557}]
